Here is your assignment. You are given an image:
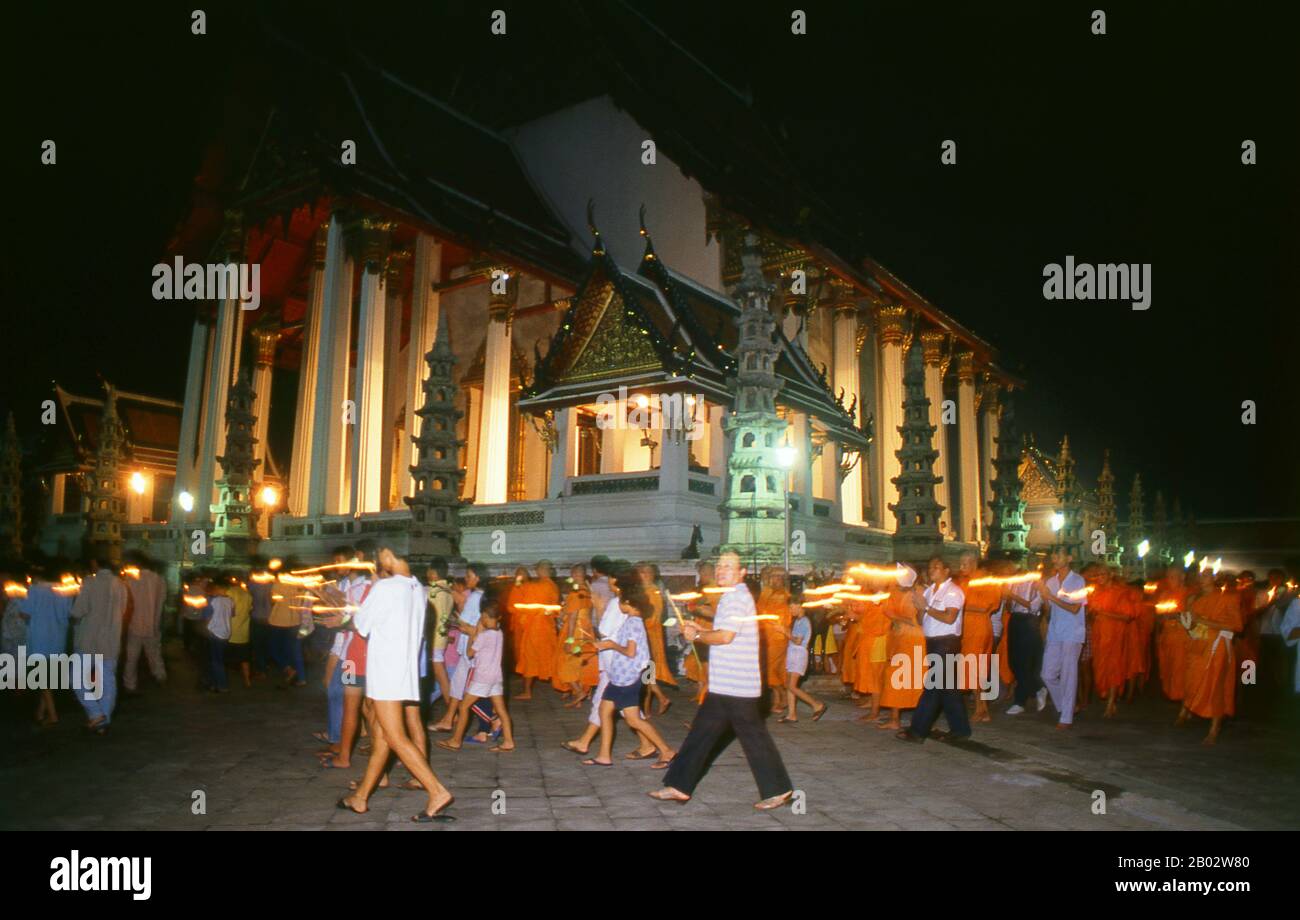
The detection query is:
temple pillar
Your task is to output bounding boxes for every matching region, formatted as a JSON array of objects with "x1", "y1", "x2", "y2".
[
  {"x1": 658, "y1": 398, "x2": 689, "y2": 493},
  {"x1": 956, "y1": 352, "x2": 981, "y2": 543},
  {"x1": 173, "y1": 315, "x2": 209, "y2": 513},
  {"x1": 474, "y1": 271, "x2": 515, "y2": 504},
  {"x1": 307, "y1": 214, "x2": 355, "y2": 518},
  {"x1": 400, "y1": 234, "x2": 442, "y2": 502},
  {"x1": 831, "y1": 286, "x2": 864, "y2": 524},
  {"x1": 349, "y1": 219, "x2": 391, "y2": 515},
  {"x1": 548, "y1": 408, "x2": 575, "y2": 499},
  {"x1": 979, "y1": 381, "x2": 1000, "y2": 534},
  {"x1": 920, "y1": 331, "x2": 952, "y2": 536},
  {"x1": 288, "y1": 225, "x2": 327, "y2": 515},
  {"x1": 380, "y1": 252, "x2": 409, "y2": 509},
  {"x1": 874, "y1": 305, "x2": 908, "y2": 533},
  {"x1": 195, "y1": 213, "x2": 244, "y2": 516},
  {"x1": 250, "y1": 328, "x2": 277, "y2": 472}
]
